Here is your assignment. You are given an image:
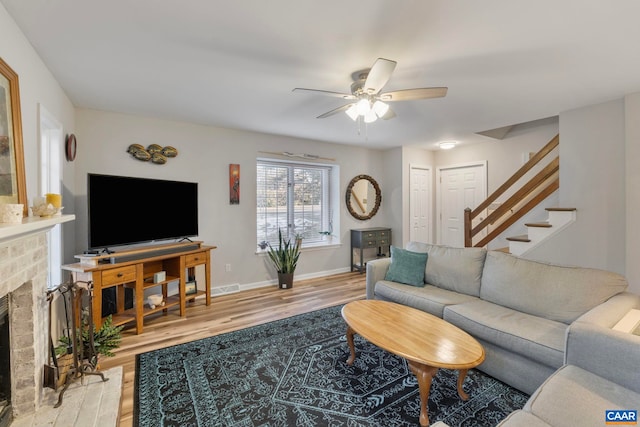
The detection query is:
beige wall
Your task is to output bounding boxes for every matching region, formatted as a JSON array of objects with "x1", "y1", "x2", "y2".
[
  {"x1": 527, "y1": 99, "x2": 628, "y2": 283},
  {"x1": 0, "y1": 4, "x2": 77, "y2": 264},
  {"x1": 431, "y1": 117, "x2": 559, "y2": 249},
  {"x1": 74, "y1": 108, "x2": 392, "y2": 288},
  {"x1": 625, "y1": 93, "x2": 640, "y2": 294}
]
